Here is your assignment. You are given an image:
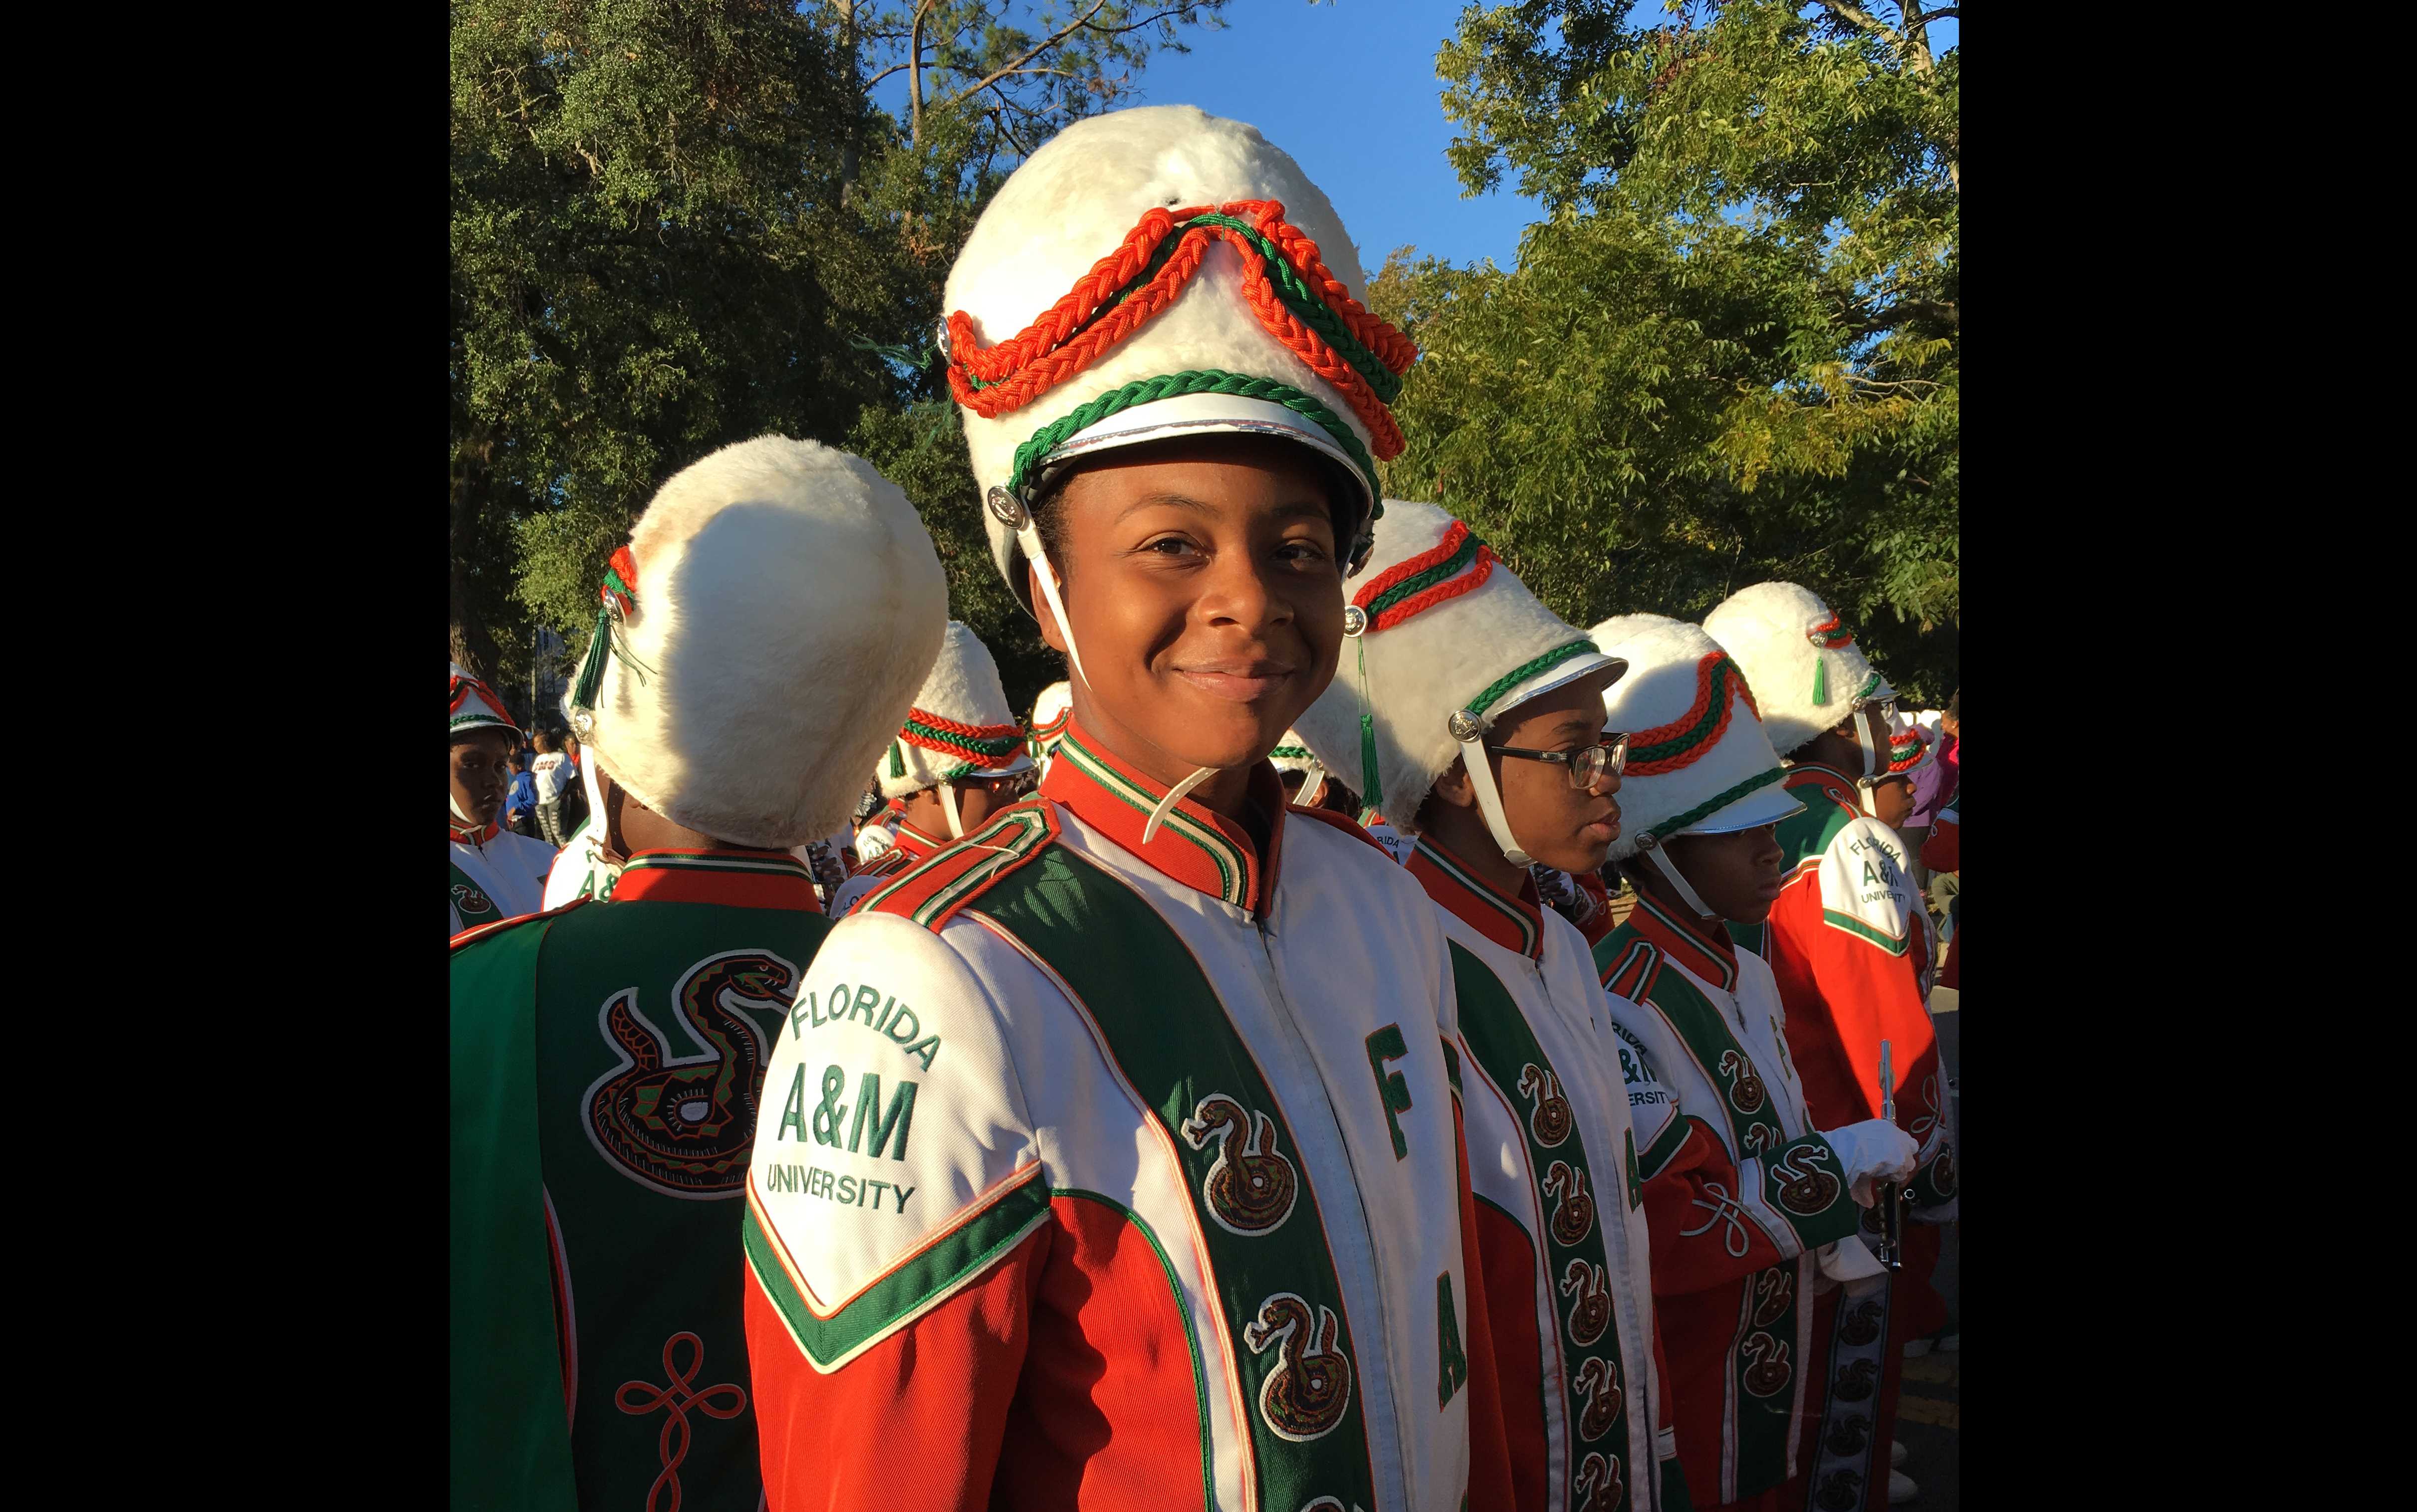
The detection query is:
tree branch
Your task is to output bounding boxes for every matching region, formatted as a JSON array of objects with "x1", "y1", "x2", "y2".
[{"x1": 940, "y1": 0, "x2": 1117, "y2": 110}]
